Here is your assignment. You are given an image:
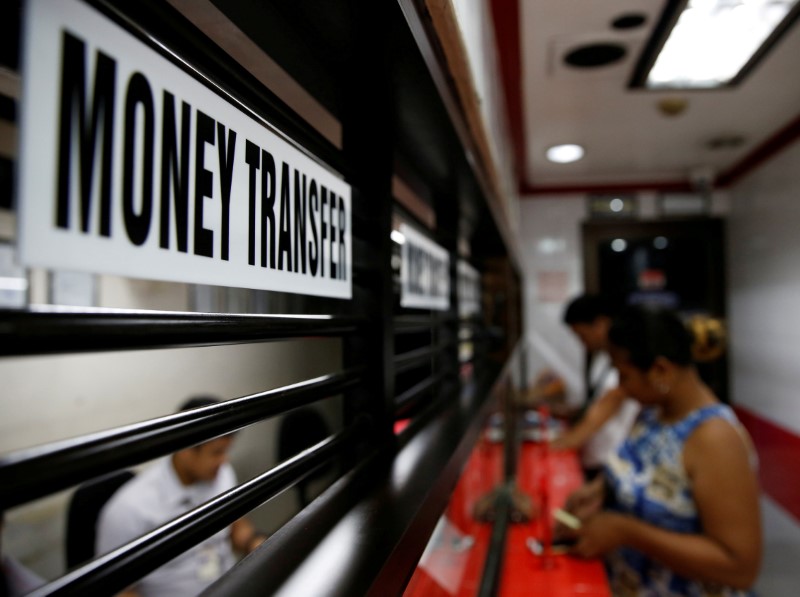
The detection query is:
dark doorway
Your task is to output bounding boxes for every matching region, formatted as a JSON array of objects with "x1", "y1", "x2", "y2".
[{"x1": 583, "y1": 218, "x2": 728, "y2": 402}]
